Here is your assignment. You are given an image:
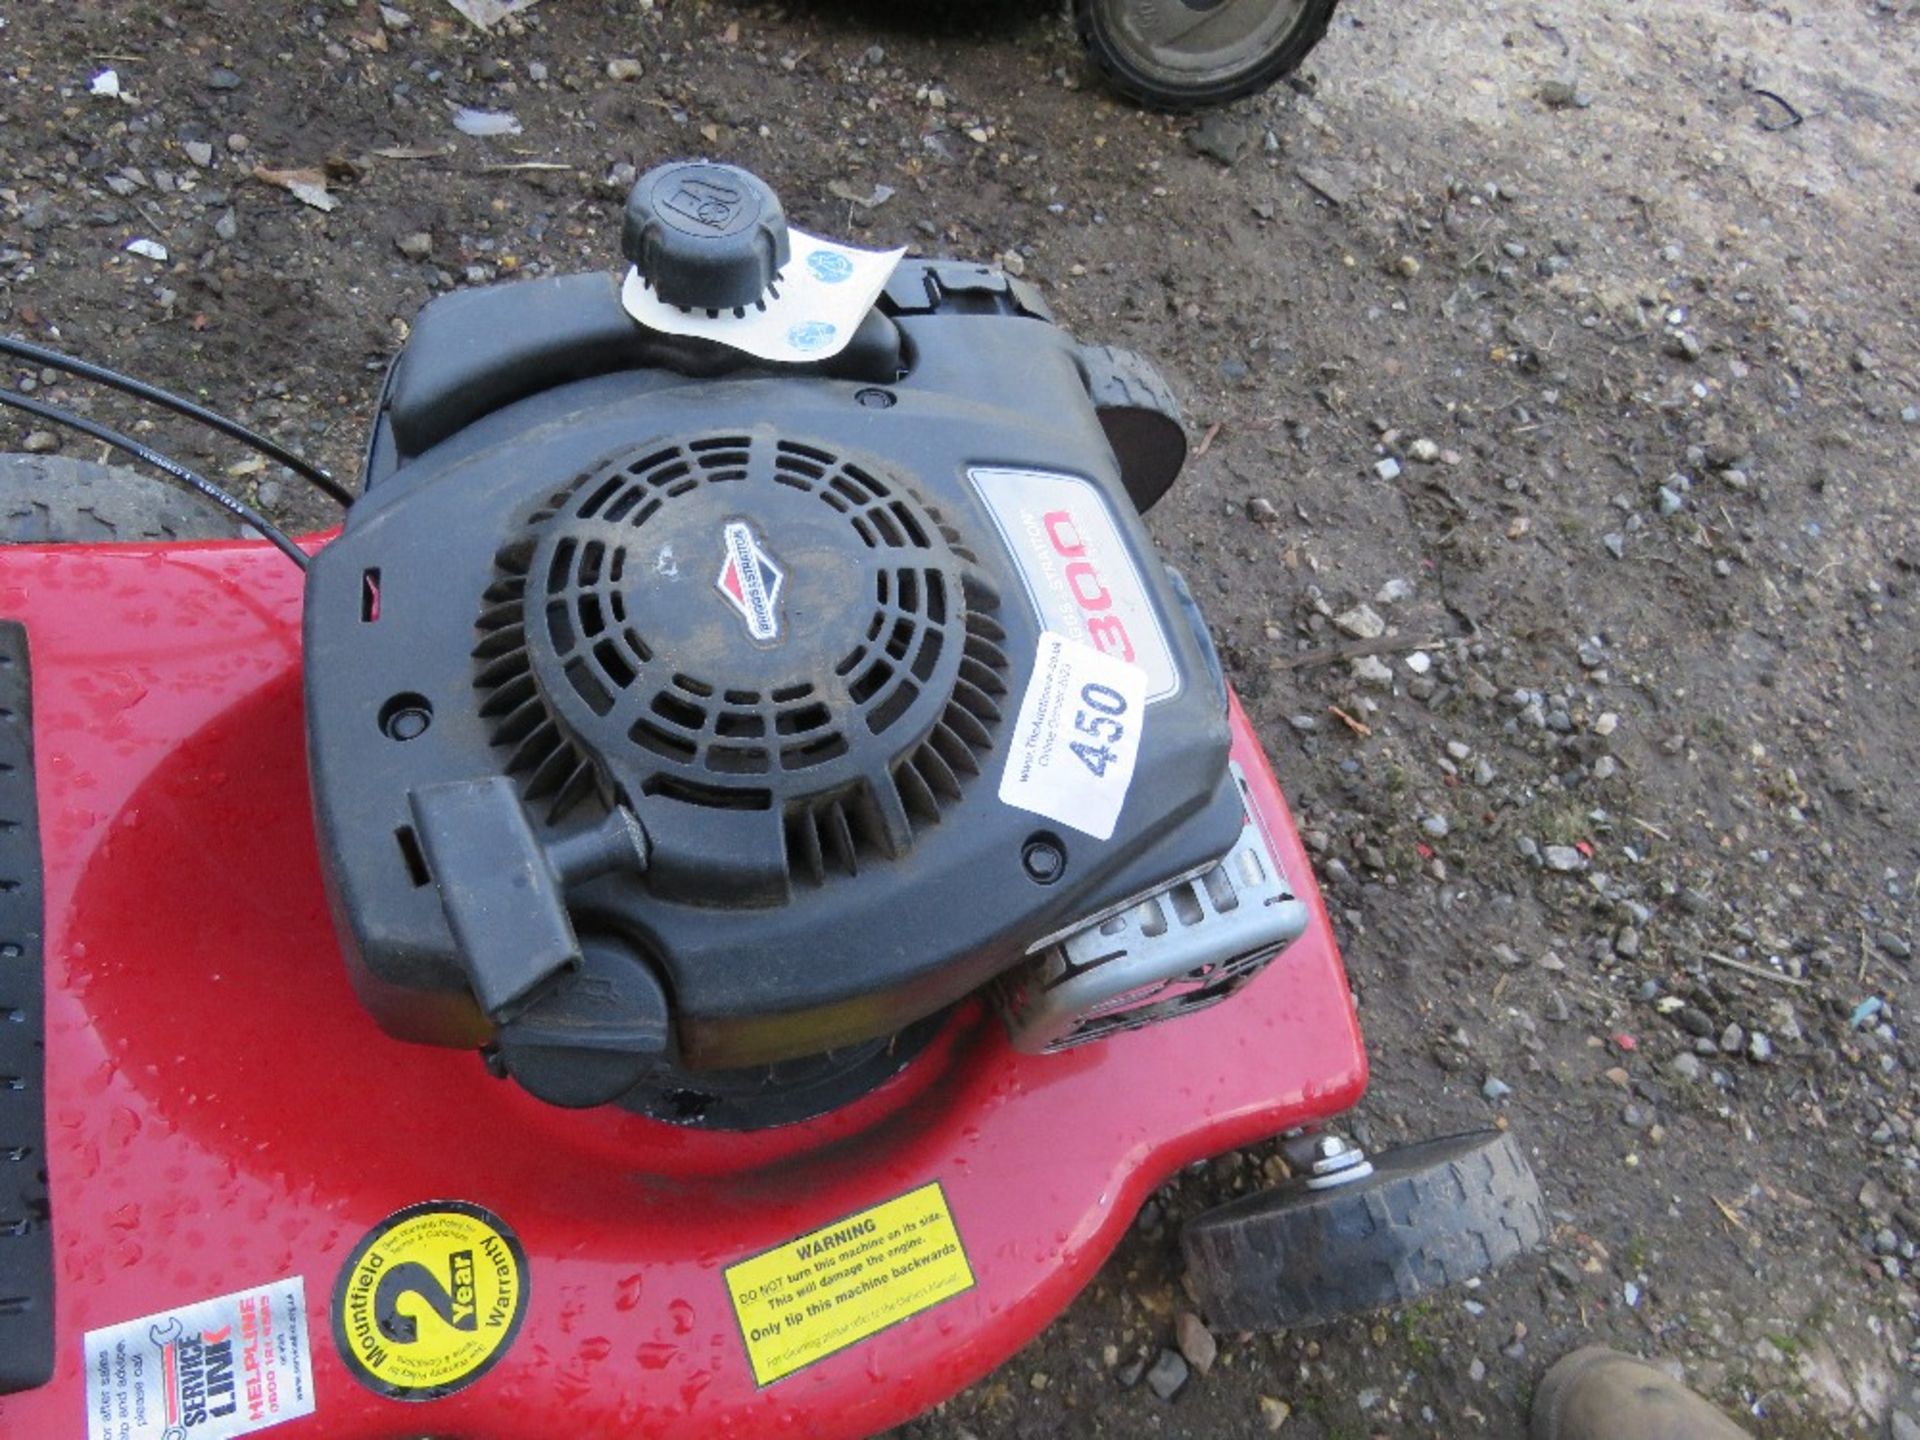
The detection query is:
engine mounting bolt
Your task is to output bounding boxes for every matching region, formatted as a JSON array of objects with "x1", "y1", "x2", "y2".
[{"x1": 1021, "y1": 835, "x2": 1066, "y2": 885}]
